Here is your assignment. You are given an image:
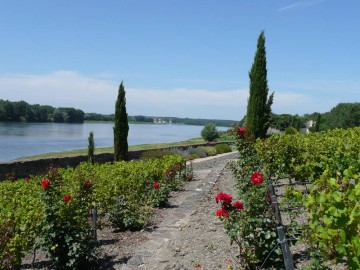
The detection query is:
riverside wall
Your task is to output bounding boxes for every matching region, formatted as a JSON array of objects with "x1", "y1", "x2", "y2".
[{"x1": 0, "y1": 142, "x2": 233, "y2": 180}]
